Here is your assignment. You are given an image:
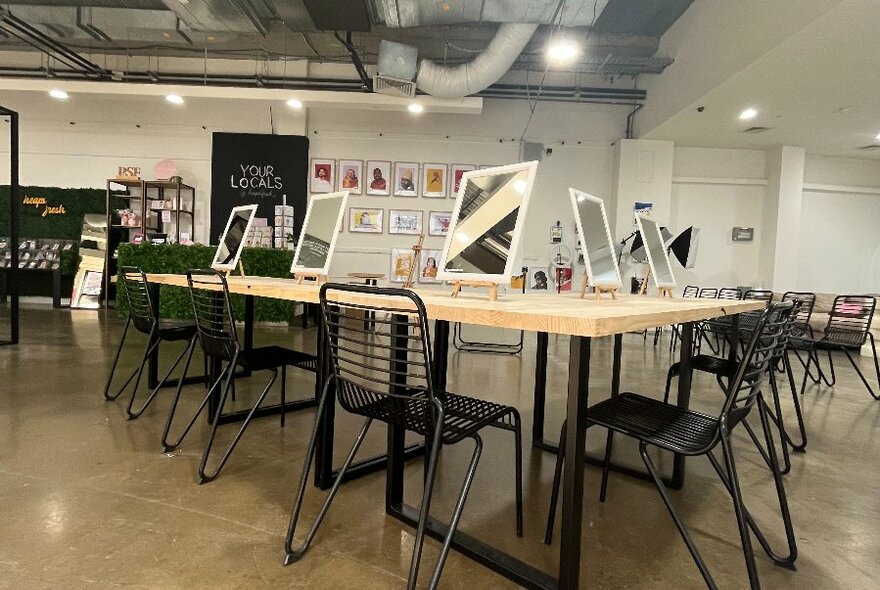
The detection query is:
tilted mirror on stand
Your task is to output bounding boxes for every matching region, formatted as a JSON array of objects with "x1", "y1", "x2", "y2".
[
  {"x1": 569, "y1": 189, "x2": 622, "y2": 299},
  {"x1": 290, "y1": 191, "x2": 349, "y2": 281},
  {"x1": 211, "y1": 204, "x2": 258, "y2": 273},
  {"x1": 635, "y1": 214, "x2": 676, "y2": 296},
  {"x1": 437, "y1": 161, "x2": 538, "y2": 300}
]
